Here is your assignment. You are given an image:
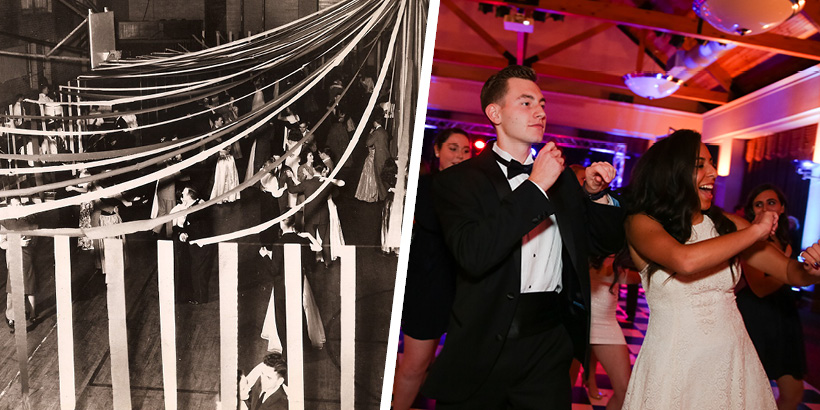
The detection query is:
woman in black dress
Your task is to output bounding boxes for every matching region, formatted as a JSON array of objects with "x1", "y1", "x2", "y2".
[
  {"x1": 736, "y1": 184, "x2": 806, "y2": 410},
  {"x1": 393, "y1": 129, "x2": 471, "y2": 410}
]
